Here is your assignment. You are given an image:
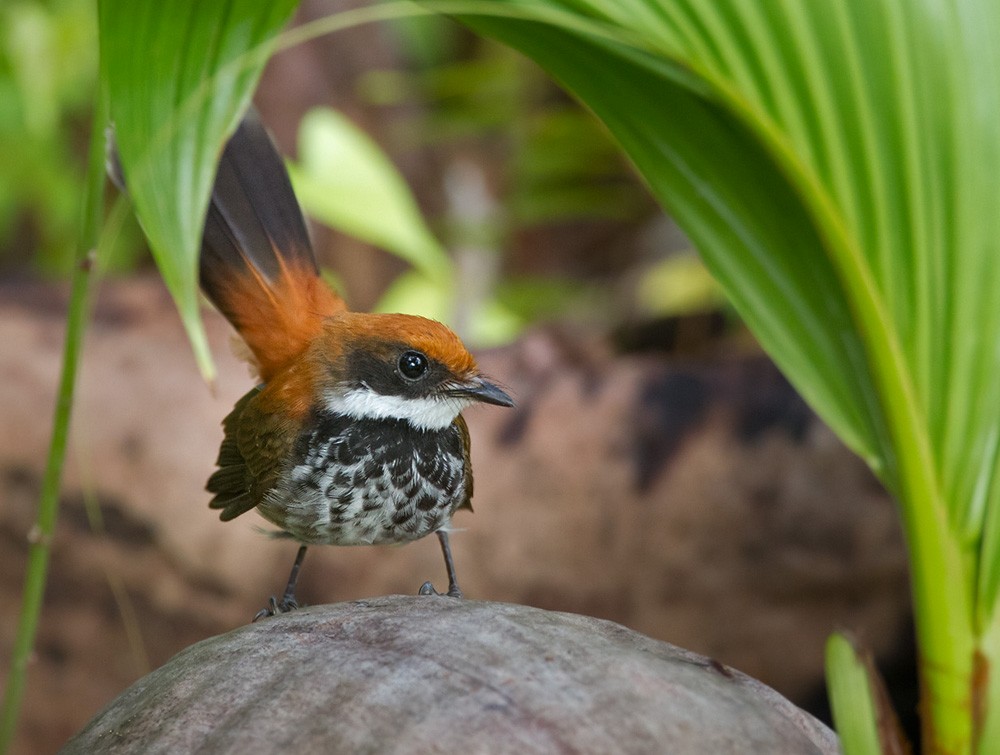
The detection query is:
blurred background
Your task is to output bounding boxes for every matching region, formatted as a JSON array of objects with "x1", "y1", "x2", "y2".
[{"x1": 1, "y1": 0, "x2": 913, "y2": 752}]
